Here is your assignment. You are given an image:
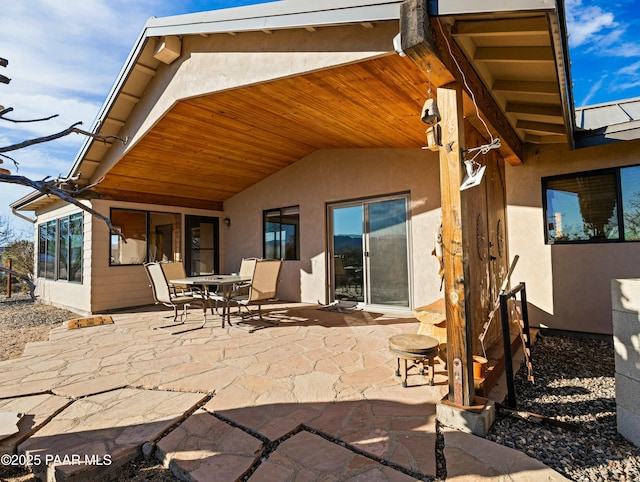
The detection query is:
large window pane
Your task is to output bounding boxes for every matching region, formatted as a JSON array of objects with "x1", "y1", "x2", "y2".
[
  {"x1": 621, "y1": 165, "x2": 640, "y2": 241},
  {"x1": 69, "y1": 213, "x2": 83, "y2": 282},
  {"x1": 545, "y1": 172, "x2": 618, "y2": 243},
  {"x1": 110, "y1": 209, "x2": 181, "y2": 265},
  {"x1": 38, "y1": 224, "x2": 47, "y2": 278},
  {"x1": 110, "y1": 210, "x2": 147, "y2": 265},
  {"x1": 264, "y1": 206, "x2": 299, "y2": 260},
  {"x1": 38, "y1": 215, "x2": 83, "y2": 282},
  {"x1": 57, "y1": 217, "x2": 69, "y2": 280},
  {"x1": 45, "y1": 220, "x2": 56, "y2": 279}
]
